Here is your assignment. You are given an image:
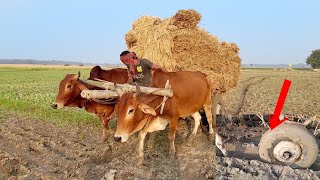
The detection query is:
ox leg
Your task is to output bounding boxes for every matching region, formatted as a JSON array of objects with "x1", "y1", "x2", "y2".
[
  {"x1": 137, "y1": 130, "x2": 148, "y2": 166},
  {"x1": 211, "y1": 94, "x2": 218, "y2": 129},
  {"x1": 98, "y1": 114, "x2": 110, "y2": 142},
  {"x1": 101, "y1": 127, "x2": 107, "y2": 142},
  {"x1": 168, "y1": 118, "x2": 178, "y2": 158},
  {"x1": 204, "y1": 103, "x2": 214, "y2": 135},
  {"x1": 99, "y1": 116, "x2": 107, "y2": 142},
  {"x1": 216, "y1": 132, "x2": 228, "y2": 156},
  {"x1": 191, "y1": 112, "x2": 201, "y2": 135},
  {"x1": 186, "y1": 112, "x2": 201, "y2": 144}
]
